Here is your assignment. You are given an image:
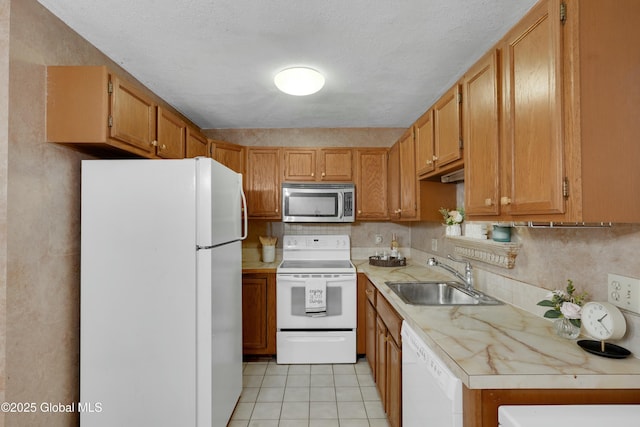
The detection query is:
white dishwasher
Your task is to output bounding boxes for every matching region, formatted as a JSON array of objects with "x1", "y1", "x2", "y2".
[
  {"x1": 499, "y1": 405, "x2": 640, "y2": 426},
  {"x1": 401, "y1": 321, "x2": 462, "y2": 427}
]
